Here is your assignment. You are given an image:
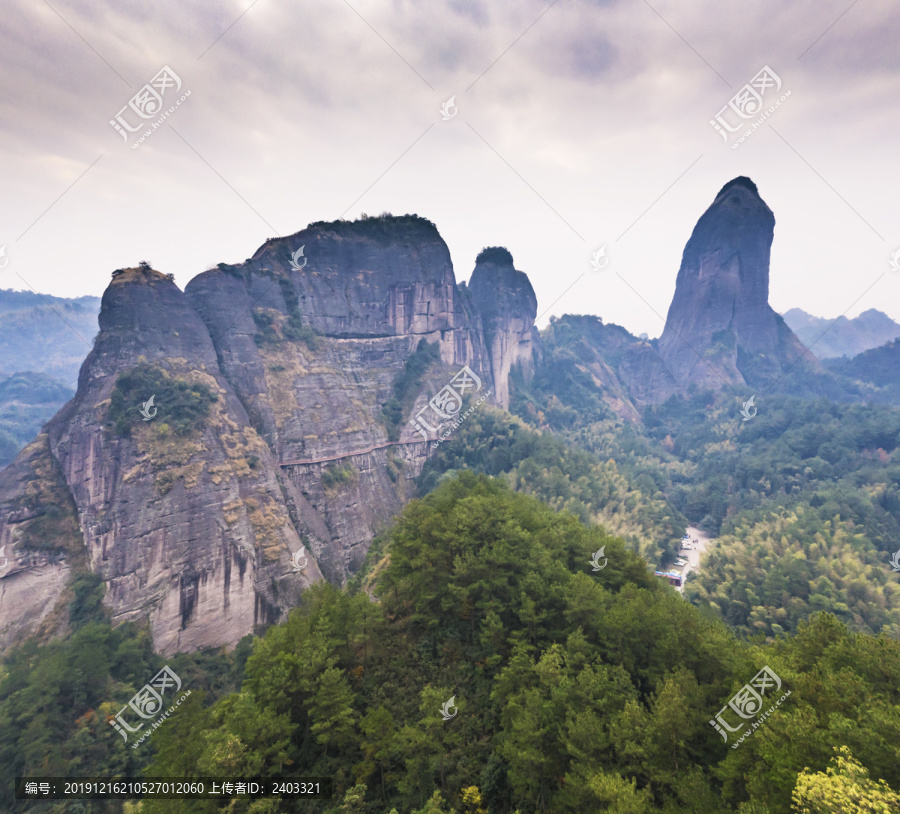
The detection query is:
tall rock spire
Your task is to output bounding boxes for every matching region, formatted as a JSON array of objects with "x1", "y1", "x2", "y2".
[
  {"x1": 658, "y1": 177, "x2": 809, "y2": 389},
  {"x1": 465, "y1": 247, "x2": 538, "y2": 408}
]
